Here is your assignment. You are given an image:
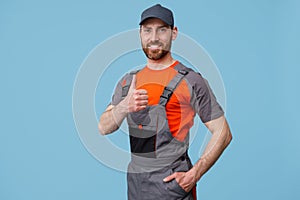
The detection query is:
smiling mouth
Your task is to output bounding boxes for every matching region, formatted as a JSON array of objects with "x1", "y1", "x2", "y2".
[{"x1": 148, "y1": 45, "x2": 162, "y2": 50}]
